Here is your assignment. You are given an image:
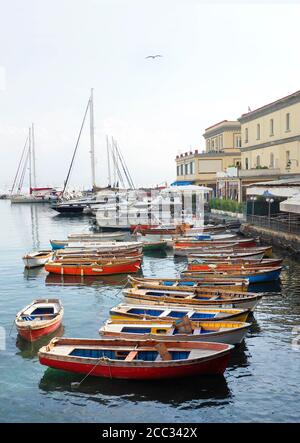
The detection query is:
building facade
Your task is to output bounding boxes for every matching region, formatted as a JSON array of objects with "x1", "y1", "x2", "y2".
[
  {"x1": 175, "y1": 120, "x2": 242, "y2": 194},
  {"x1": 239, "y1": 91, "x2": 300, "y2": 175}
]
